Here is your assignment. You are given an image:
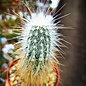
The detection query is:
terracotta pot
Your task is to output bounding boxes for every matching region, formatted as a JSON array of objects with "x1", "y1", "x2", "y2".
[{"x1": 6, "y1": 59, "x2": 60, "y2": 86}]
